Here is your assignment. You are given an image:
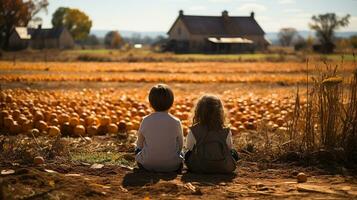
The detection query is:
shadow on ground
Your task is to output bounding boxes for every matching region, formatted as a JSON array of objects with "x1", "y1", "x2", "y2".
[
  {"x1": 122, "y1": 170, "x2": 178, "y2": 187},
  {"x1": 181, "y1": 172, "x2": 236, "y2": 185},
  {"x1": 122, "y1": 168, "x2": 237, "y2": 188}
]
